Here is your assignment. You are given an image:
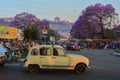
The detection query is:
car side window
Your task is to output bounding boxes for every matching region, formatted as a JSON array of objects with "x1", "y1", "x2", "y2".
[
  {"x1": 40, "y1": 47, "x2": 50, "y2": 56},
  {"x1": 31, "y1": 48, "x2": 38, "y2": 55},
  {"x1": 53, "y1": 48, "x2": 66, "y2": 56},
  {"x1": 53, "y1": 48, "x2": 58, "y2": 56}
]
